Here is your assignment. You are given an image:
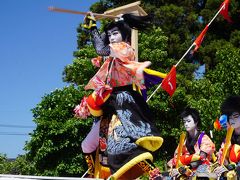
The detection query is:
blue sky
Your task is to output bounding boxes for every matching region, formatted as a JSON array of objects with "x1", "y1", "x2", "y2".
[{"x1": 0, "y1": 0, "x2": 98, "y2": 158}]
